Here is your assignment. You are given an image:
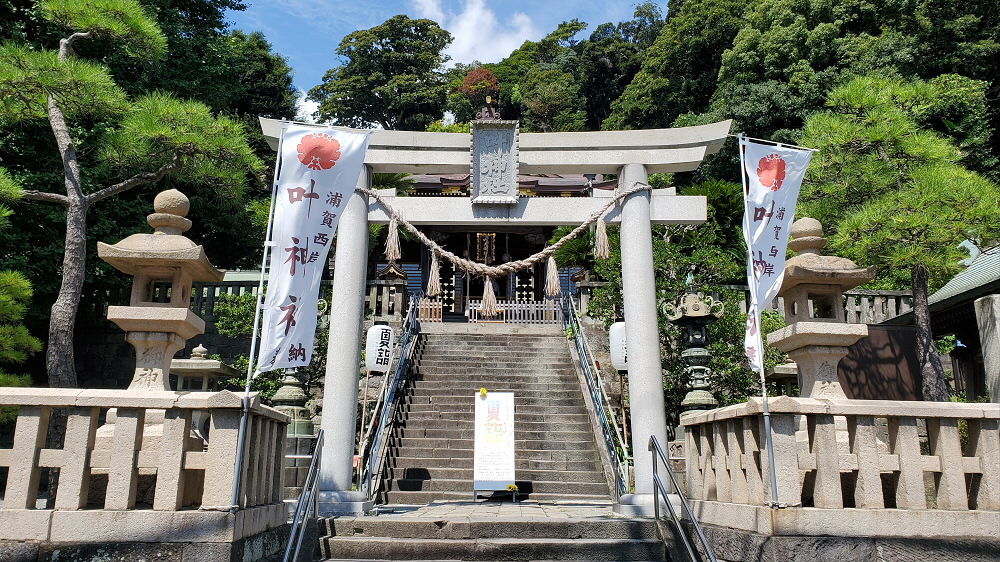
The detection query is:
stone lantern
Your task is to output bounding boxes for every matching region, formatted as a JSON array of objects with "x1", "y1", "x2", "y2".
[
  {"x1": 98, "y1": 189, "x2": 224, "y2": 391},
  {"x1": 664, "y1": 289, "x2": 725, "y2": 415},
  {"x1": 766, "y1": 218, "x2": 874, "y2": 398}
]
